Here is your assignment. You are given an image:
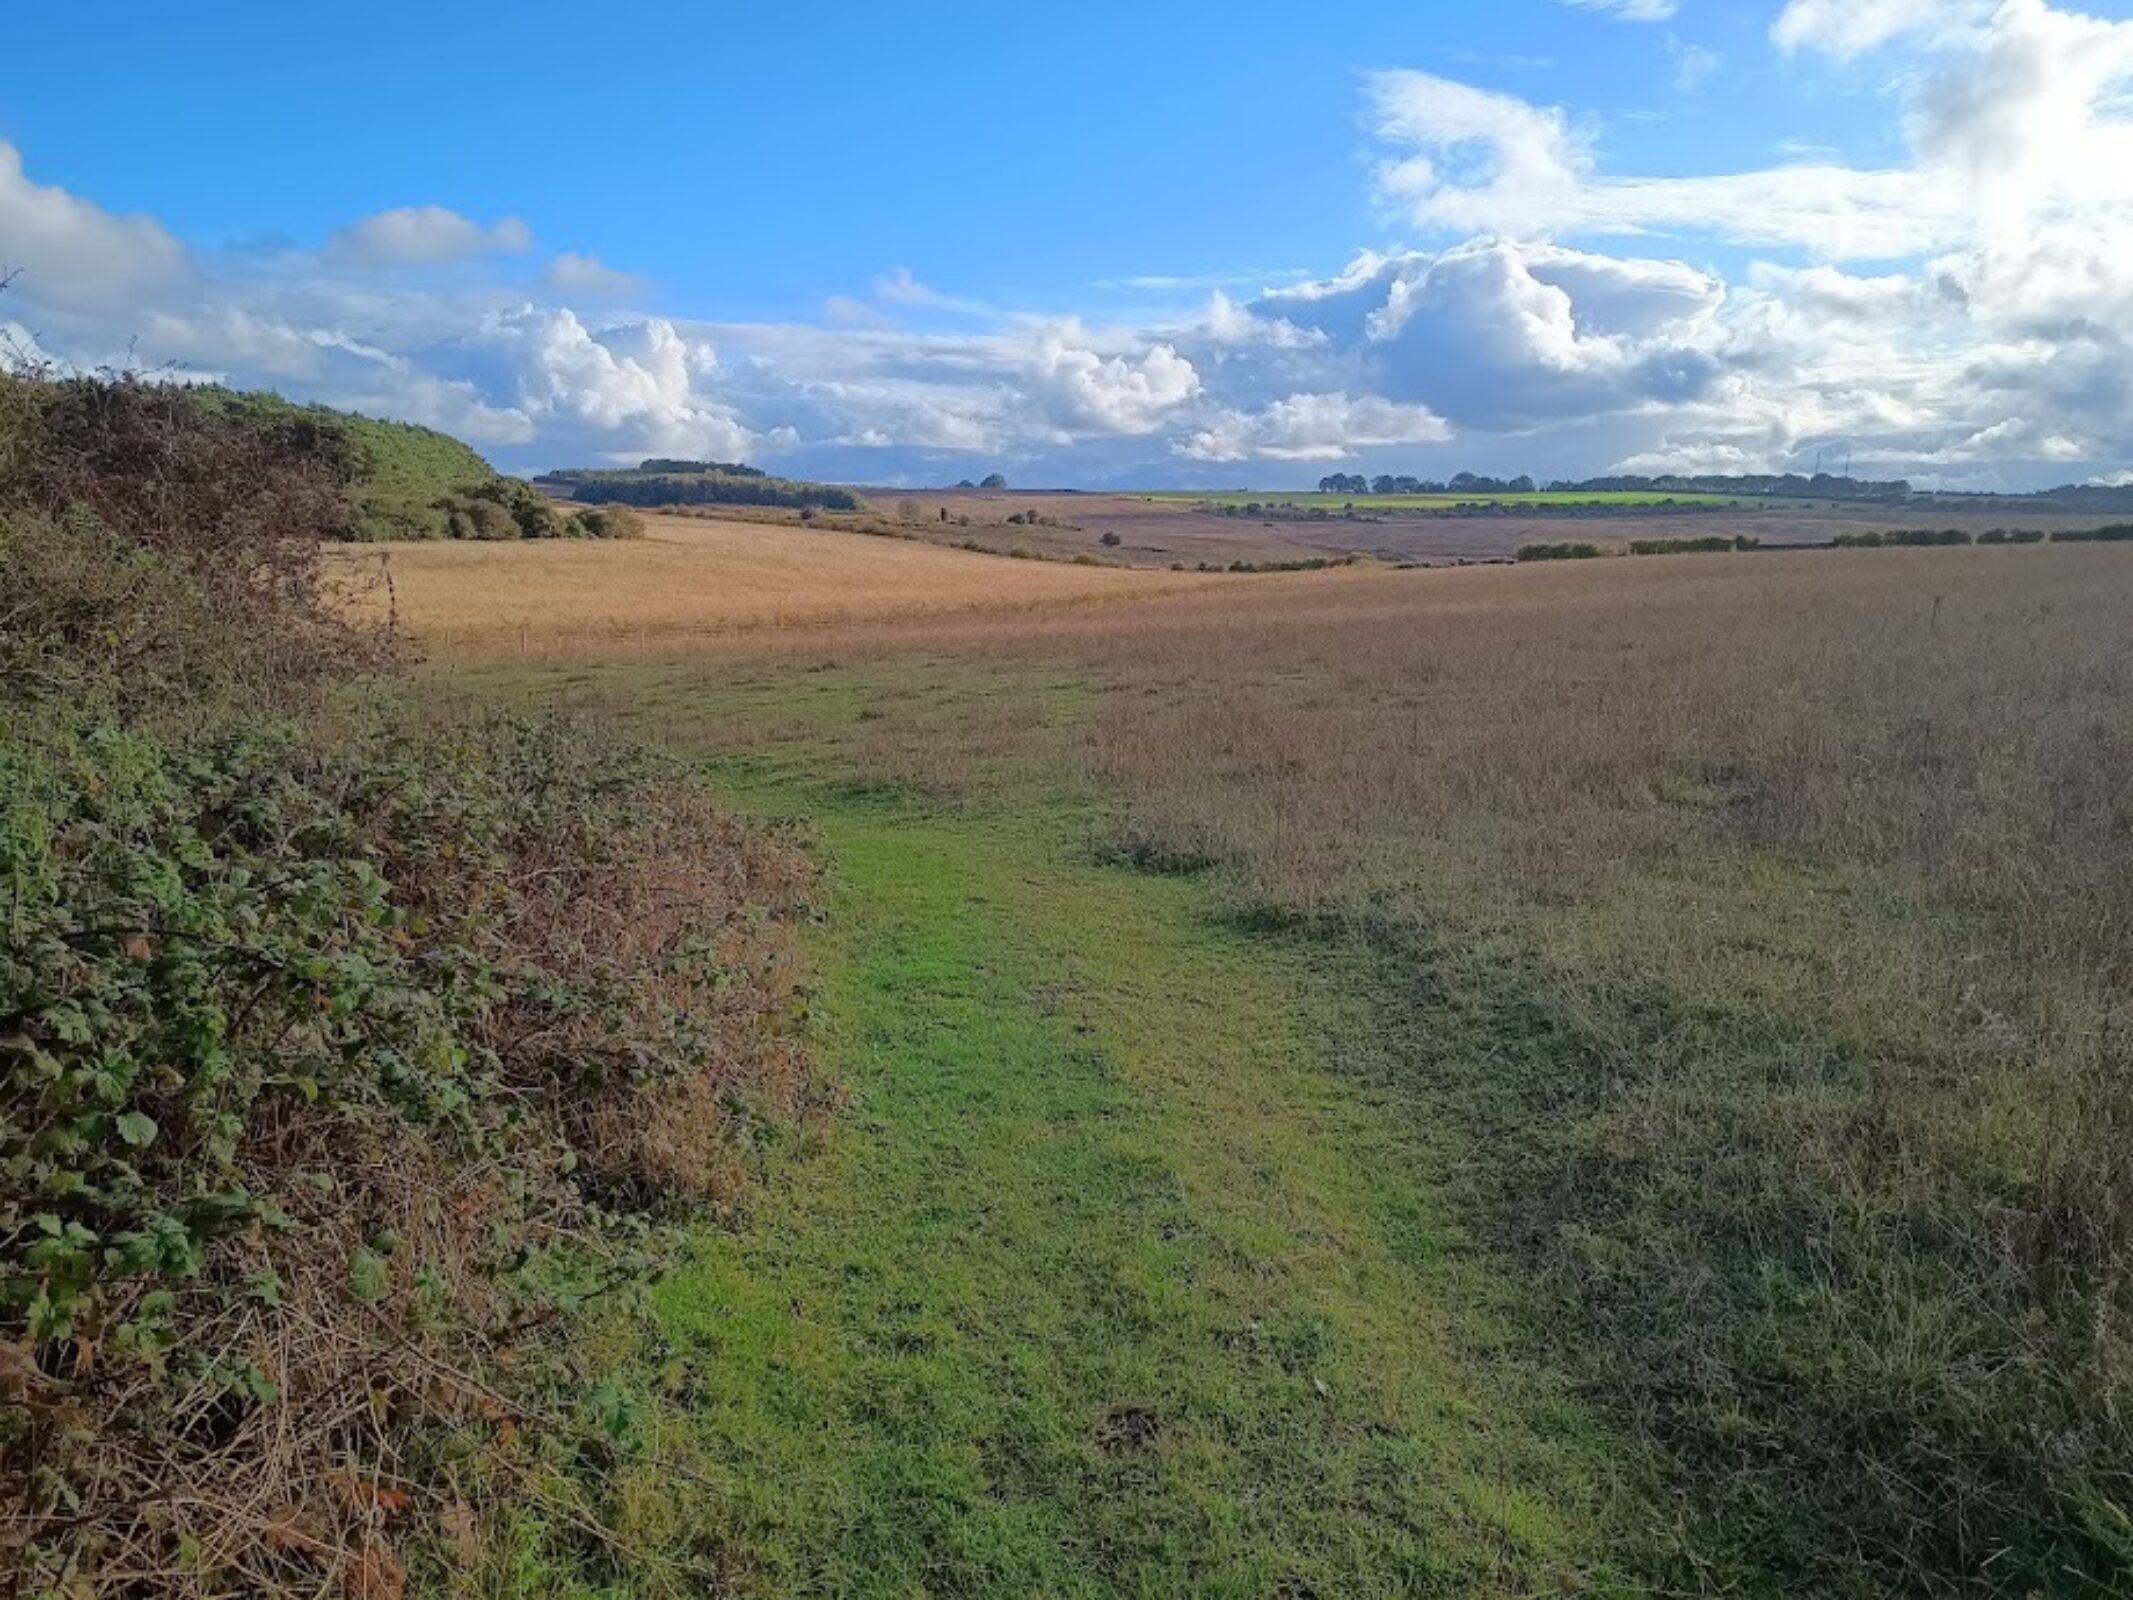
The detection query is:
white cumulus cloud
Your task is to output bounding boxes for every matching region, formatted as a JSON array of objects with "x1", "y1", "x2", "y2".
[
  {"x1": 473, "y1": 307, "x2": 758, "y2": 460},
  {"x1": 1023, "y1": 325, "x2": 1201, "y2": 435},
  {"x1": 326, "y1": 205, "x2": 533, "y2": 267},
  {"x1": 1178, "y1": 392, "x2": 1451, "y2": 461},
  {"x1": 0, "y1": 141, "x2": 187, "y2": 313}
]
